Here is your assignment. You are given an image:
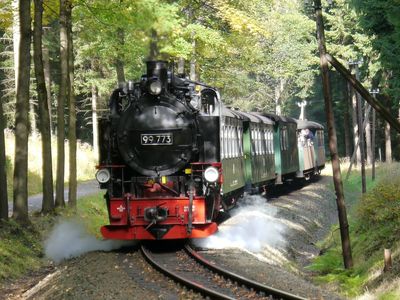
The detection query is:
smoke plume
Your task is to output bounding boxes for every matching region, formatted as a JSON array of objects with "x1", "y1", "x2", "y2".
[
  {"x1": 44, "y1": 219, "x2": 135, "y2": 263},
  {"x1": 193, "y1": 195, "x2": 286, "y2": 252}
]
